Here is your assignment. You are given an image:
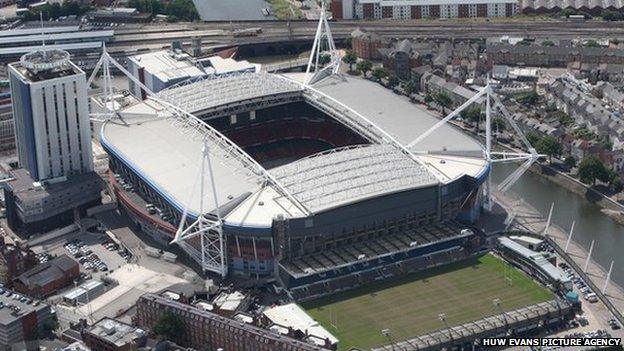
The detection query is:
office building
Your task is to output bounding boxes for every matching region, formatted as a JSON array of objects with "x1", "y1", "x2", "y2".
[
  {"x1": 127, "y1": 49, "x2": 259, "y2": 99},
  {"x1": 0, "y1": 287, "x2": 51, "y2": 349},
  {"x1": 8, "y1": 49, "x2": 93, "y2": 182}
]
